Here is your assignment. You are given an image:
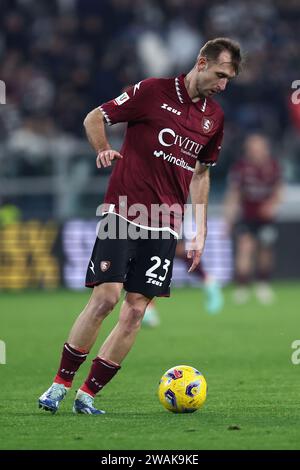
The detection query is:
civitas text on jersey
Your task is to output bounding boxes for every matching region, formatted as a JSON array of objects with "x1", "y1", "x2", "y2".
[
  {"x1": 158, "y1": 127, "x2": 203, "y2": 156},
  {"x1": 161, "y1": 103, "x2": 181, "y2": 116}
]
